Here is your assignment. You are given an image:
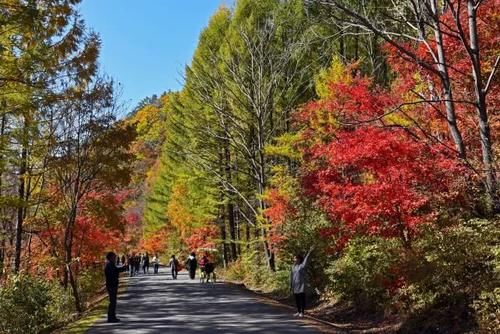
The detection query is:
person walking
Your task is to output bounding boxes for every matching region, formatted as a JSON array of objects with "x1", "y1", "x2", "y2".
[
  {"x1": 169, "y1": 255, "x2": 179, "y2": 279},
  {"x1": 290, "y1": 246, "x2": 314, "y2": 318},
  {"x1": 134, "y1": 254, "x2": 140, "y2": 275},
  {"x1": 143, "y1": 252, "x2": 150, "y2": 274},
  {"x1": 152, "y1": 253, "x2": 160, "y2": 274},
  {"x1": 105, "y1": 252, "x2": 128, "y2": 323},
  {"x1": 186, "y1": 252, "x2": 197, "y2": 280},
  {"x1": 128, "y1": 253, "x2": 134, "y2": 277}
]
